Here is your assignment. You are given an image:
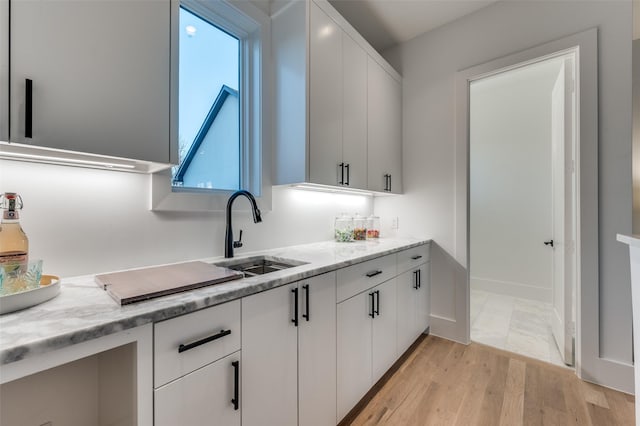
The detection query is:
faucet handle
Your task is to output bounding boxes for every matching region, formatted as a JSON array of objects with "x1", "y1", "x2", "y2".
[{"x1": 233, "y1": 230, "x2": 243, "y2": 249}]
